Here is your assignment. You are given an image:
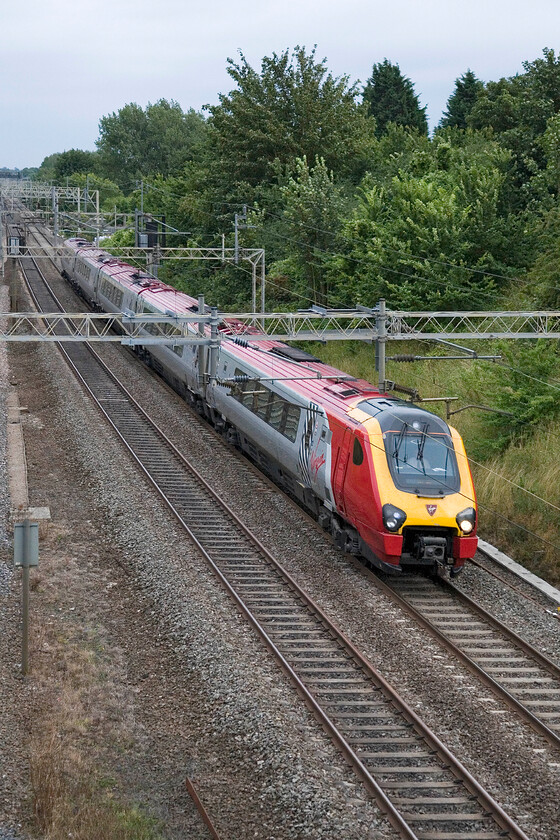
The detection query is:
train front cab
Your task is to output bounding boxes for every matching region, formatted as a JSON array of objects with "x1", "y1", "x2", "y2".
[{"x1": 344, "y1": 401, "x2": 477, "y2": 575}]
